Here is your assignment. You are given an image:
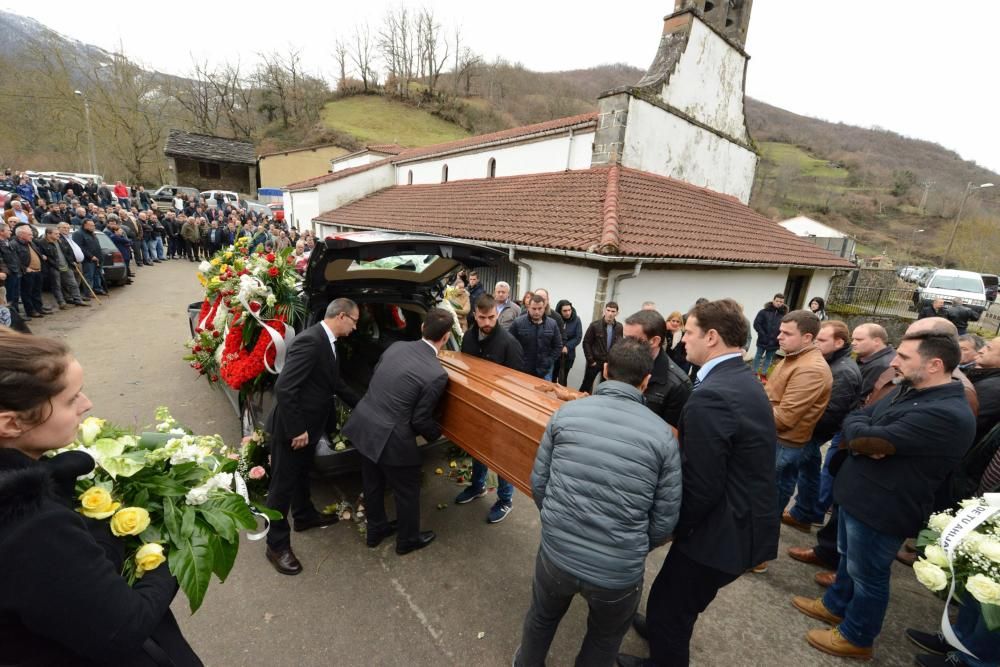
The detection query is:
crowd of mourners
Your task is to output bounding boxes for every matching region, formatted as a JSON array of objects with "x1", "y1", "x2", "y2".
[{"x1": 0, "y1": 169, "x2": 317, "y2": 331}]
